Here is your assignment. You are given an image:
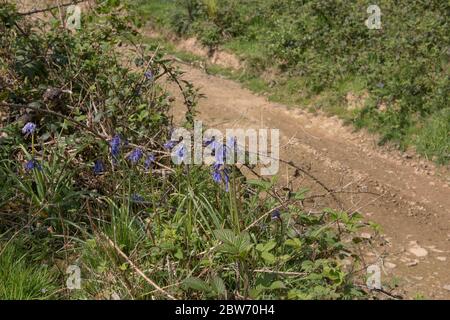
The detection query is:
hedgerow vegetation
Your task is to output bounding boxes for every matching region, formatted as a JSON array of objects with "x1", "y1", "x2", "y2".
[
  {"x1": 0, "y1": 1, "x2": 372, "y2": 300},
  {"x1": 136, "y1": 0, "x2": 449, "y2": 163}
]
